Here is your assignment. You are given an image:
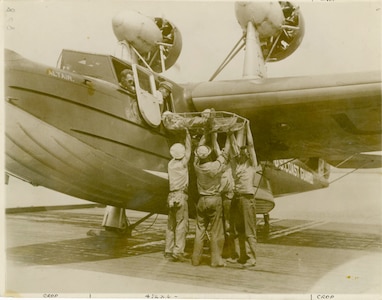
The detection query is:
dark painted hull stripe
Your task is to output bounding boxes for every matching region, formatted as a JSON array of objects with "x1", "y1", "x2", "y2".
[
  {"x1": 70, "y1": 129, "x2": 169, "y2": 160},
  {"x1": 7, "y1": 85, "x2": 167, "y2": 137}
]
